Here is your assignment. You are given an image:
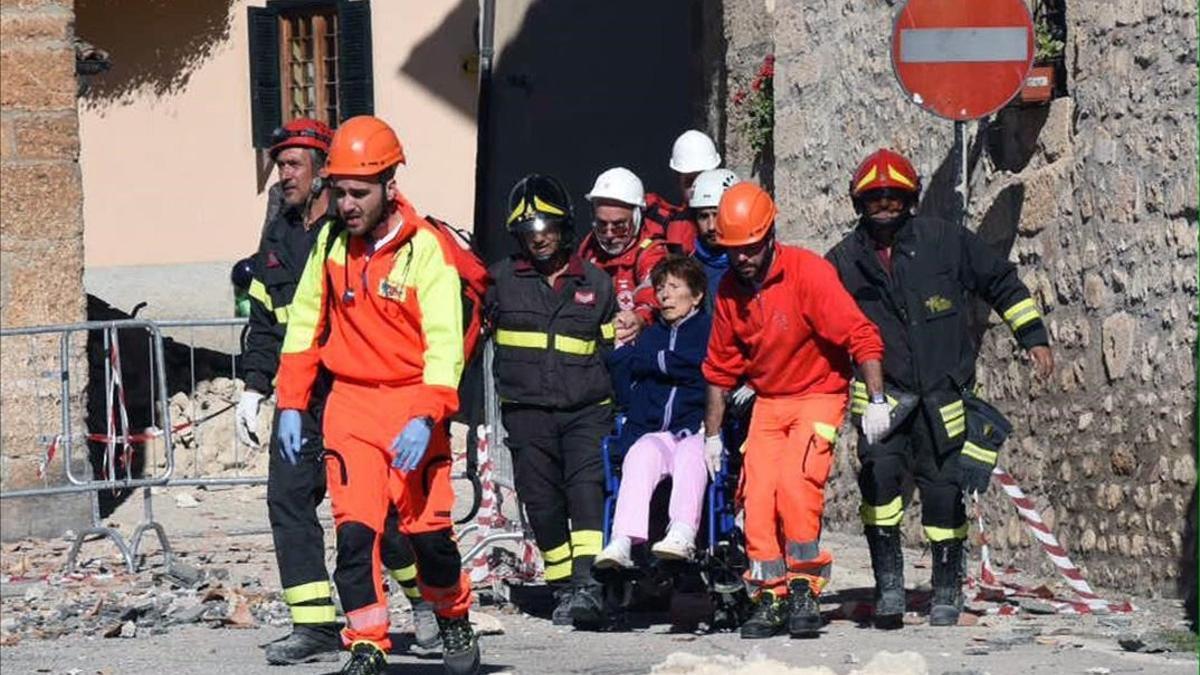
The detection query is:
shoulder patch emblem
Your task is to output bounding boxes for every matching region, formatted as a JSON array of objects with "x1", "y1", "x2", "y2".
[
  {"x1": 925, "y1": 295, "x2": 953, "y2": 313},
  {"x1": 574, "y1": 290, "x2": 596, "y2": 306}
]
